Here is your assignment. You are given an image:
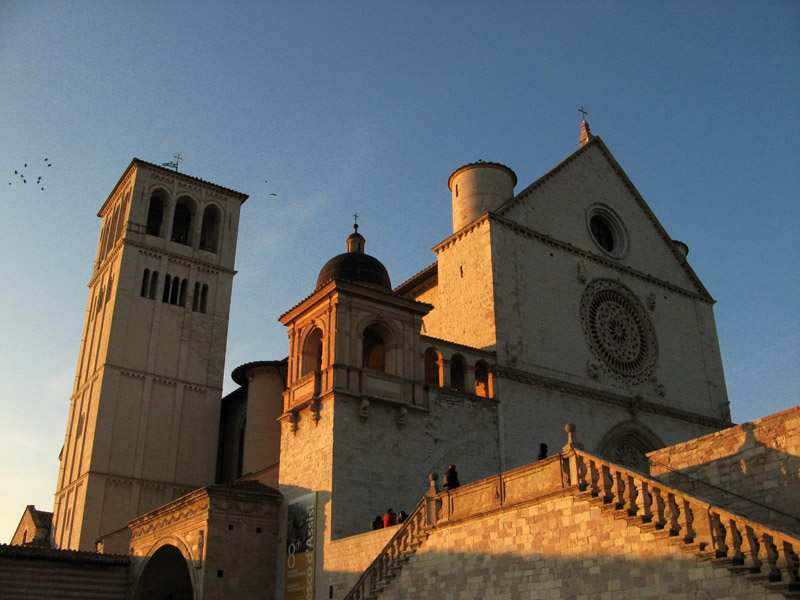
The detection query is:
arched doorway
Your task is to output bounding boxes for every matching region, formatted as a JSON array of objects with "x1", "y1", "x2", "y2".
[{"x1": 134, "y1": 544, "x2": 194, "y2": 600}]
